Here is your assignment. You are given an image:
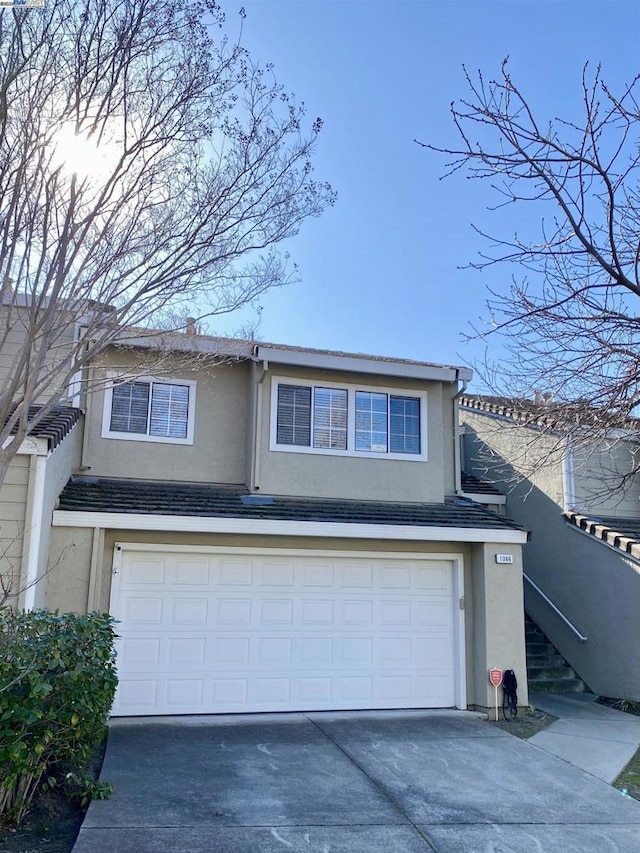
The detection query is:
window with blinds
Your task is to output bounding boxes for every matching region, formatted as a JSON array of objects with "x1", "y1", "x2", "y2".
[
  {"x1": 273, "y1": 380, "x2": 424, "y2": 458},
  {"x1": 313, "y1": 387, "x2": 347, "y2": 450},
  {"x1": 276, "y1": 384, "x2": 311, "y2": 445},
  {"x1": 105, "y1": 378, "x2": 194, "y2": 443}
]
